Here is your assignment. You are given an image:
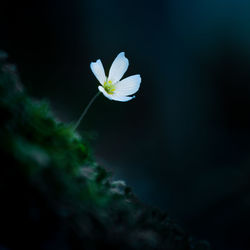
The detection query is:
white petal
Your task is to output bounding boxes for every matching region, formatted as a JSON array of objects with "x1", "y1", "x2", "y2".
[
  {"x1": 98, "y1": 86, "x2": 113, "y2": 100},
  {"x1": 108, "y1": 52, "x2": 129, "y2": 83},
  {"x1": 98, "y1": 86, "x2": 134, "y2": 102},
  {"x1": 111, "y1": 94, "x2": 135, "y2": 102},
  {"x1": 90, "y1": 59, "x2": 106, "y2": 85},
  {"x1": 115, "y1": 75, "x2": 141, "y2": 96}
]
